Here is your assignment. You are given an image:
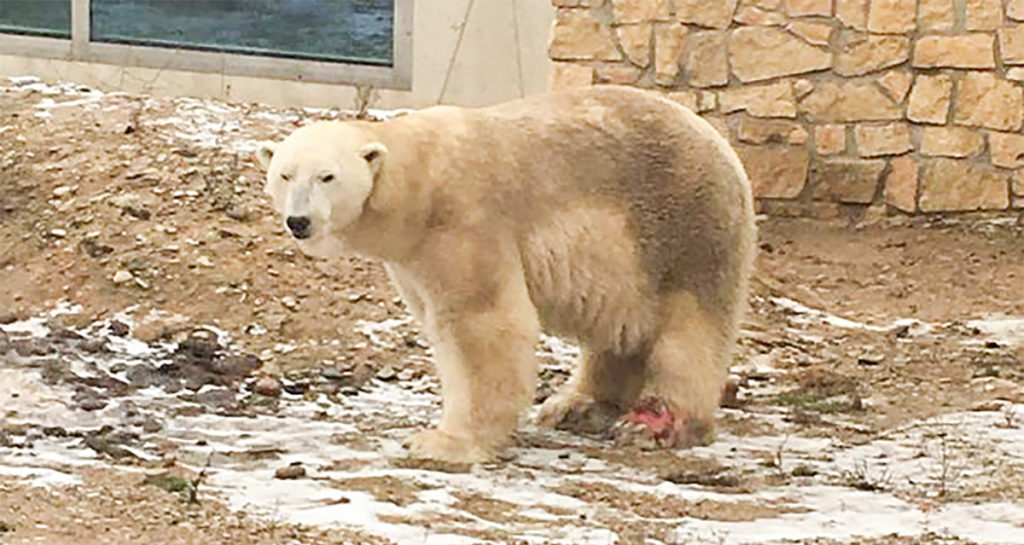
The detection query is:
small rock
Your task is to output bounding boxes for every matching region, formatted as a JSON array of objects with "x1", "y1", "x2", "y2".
[
  {"x1": 52, "y1": 185, "x2": 74, "y2": 198},
  {"x1": 49, "y1": 228, "x2": 67, "y2": 238},
  {"x1": 857, "y1": 353, "x2": 885, "y2": 366},
  {"x1": 282, "y1": 380, "x2": 309, "y2": 395},
  {"x1": 50, "y1": 327, "x2": 84, "y2": 342},
  {"x1": 179, "y1": 329, "x2": 221, "y2": 359},
  {"x1": 77, "y1": 338, "x2": 109, "y2": 354},
  {"x1": 210, "y1": 354, "x2": 261, "y2": 376},
  {"x1": 112, "y1": 270, "x2": 133, "y2": 284},
  {"x1": 84, "y1": 434, "x2": 137, "y2": 459},
  {"x1": 224, "y1": 206, "x2": 251, "y2": 221},
  {"x1": 123, "y1": 205, "x2": 151, "y2": 220},
  {"x1": 126, "y1": 364, "x2": 164, "y2": 389},
  {"x1": 376, "y1": 365, "x2": 397, "y2": 382},
  {"x1": 75, "y1": 392, "x2": 109, "y2": 411},
  {"x1": 196, "y1": 256, "x2": 214, "y2": 268},
  {"x1": 42, "y1": 426, "x2": 68, "y2": 437},
  {"x1": 253, "y1": 376, "x2": 283, "y2": 397},
  {"x1": 194, "y1": 388, "x2": 237, "y2": 407},
  {"x1": 217, "y1": 228, "x2": 242, "y2": 239},
  {"x1": 791, "y1": 464, "x2": 818, "y2": 477},
  {"x1": 970, "y1": 400, "x2": 1009, "y2": 412},
  {"x1": 321, "y1": 367, "x2": 346, "y2": 380},
  {"x1": 80, "y1": 238, "x2": 114, "y2": 258},
  {"x1": 888, "y1": 323, "x2": 911, "y2": 339},
  {"x1": 13, "y1": 339, "x2": 54, "y2": 357},
  {"x1": 281, "y1": 296, "x2": 299, "y2": 311},
  {"x1": 108, "y1": 320, "x2": 130, "y2": 337},
  {"x1": 123, "y1": 169, "x2": 157, "y2": 181},
  {"x1": 274, "y1": 462, "x2": 306, "y2": 480}
]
